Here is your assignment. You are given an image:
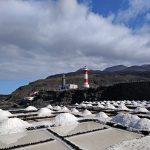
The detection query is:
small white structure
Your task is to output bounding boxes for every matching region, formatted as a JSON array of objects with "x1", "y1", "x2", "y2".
[
  {"x1": 65, "y1": 84, "x2": 78, "y2": 90},
  {"x1": 59, "y1": 84, "x2": 78, "y2": 90},
  {"x1": 24, "y1": 97, "x2": 34, "y2": 101}
]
